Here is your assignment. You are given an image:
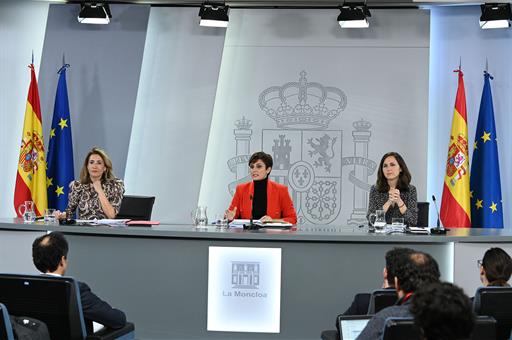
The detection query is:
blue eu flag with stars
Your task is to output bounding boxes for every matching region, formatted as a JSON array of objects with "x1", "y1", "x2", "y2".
[
  {"x1": 470, "y1": 71, "x2": 503, "y2": 228},
  {"x1": 46, "y1": 65, "x2": 74, "y2": 211}
]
